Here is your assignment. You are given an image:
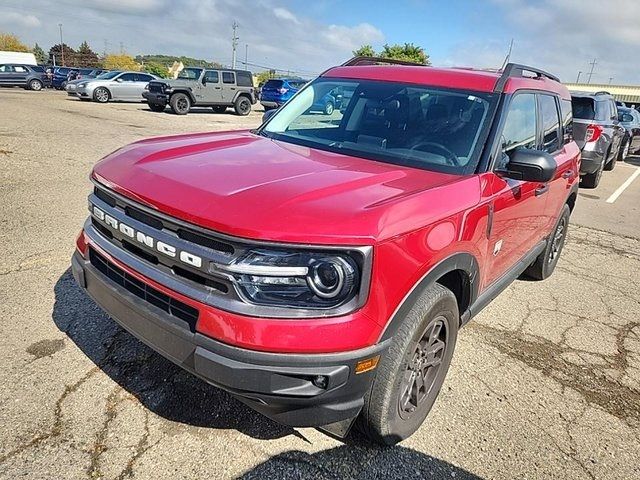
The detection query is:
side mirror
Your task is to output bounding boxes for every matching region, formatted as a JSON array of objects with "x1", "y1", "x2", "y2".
[
  {"x1": 202, "y1": 77, "x2": 207, "y2": 85},
  {"x1": 497, "y1": 148, "x2": 557, "y2": 183},
  {"x1": 262, "y1": 108, "x2": 278, "y2": 123}
]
